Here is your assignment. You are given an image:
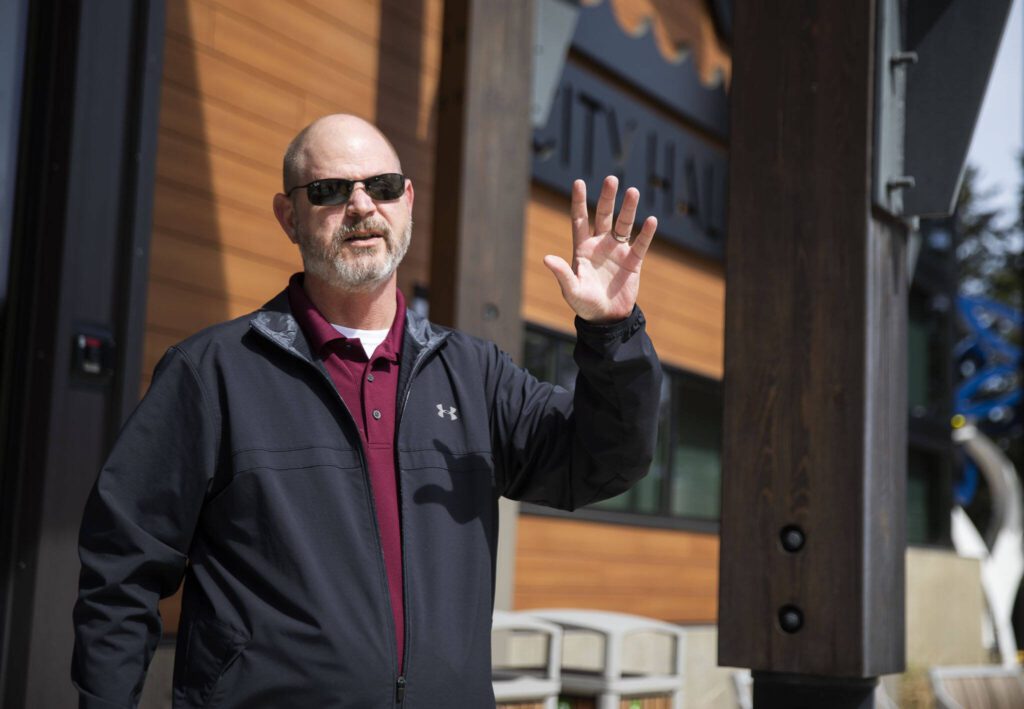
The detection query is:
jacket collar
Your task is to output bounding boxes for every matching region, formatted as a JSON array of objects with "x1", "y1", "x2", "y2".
[{"x1": 250, "y1": 287, "x2": 449, "y2": 366}]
